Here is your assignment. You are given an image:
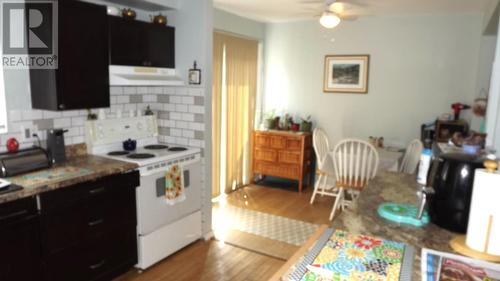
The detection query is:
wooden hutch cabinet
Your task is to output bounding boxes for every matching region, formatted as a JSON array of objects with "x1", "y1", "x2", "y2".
[{"x1": 252, "y1": 130, "x2": 313, "y2": 192}]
